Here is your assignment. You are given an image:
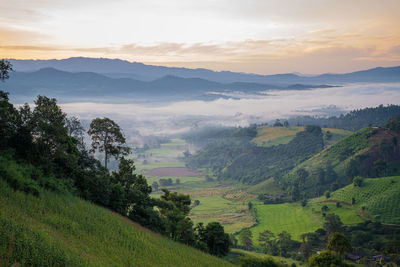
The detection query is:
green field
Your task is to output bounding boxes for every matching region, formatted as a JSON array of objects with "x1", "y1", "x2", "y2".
[
  {"x1": 229, "y1": 248, "x2": 303, "y2": 266},
  {"x1": 249, "y1": 200, "x2": 364, "y2": 244},
  {"x1": 0, "y1": 180, "x2": 234, "y2": 267},
  {"x1": 134, "y1": 139, "x2": 190, "y2": 171},
  {"x1": 136, "y1": 139, "x2": 257, "y2": 234},
  {"x1": 190, "y1": 194, "x2": 254, "y2": 233},
  {"x1": 314, "y1": 176, "x2": 400, "y2": 224},
  {"x1": 253, "y1": 126, "x2": 351, "y2": 147},
  {"x1": 246, "y1": 178, "x2": 284, "y2": 195}
]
